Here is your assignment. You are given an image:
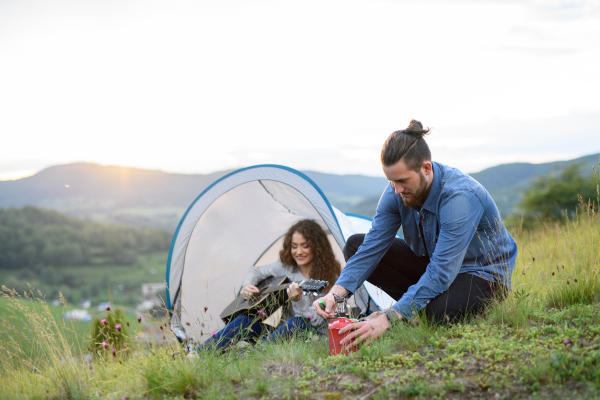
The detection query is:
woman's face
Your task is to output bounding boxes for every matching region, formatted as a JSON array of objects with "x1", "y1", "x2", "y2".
[{"x1": 291, "y1": 231, "x2": 314, "y2": 268}]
